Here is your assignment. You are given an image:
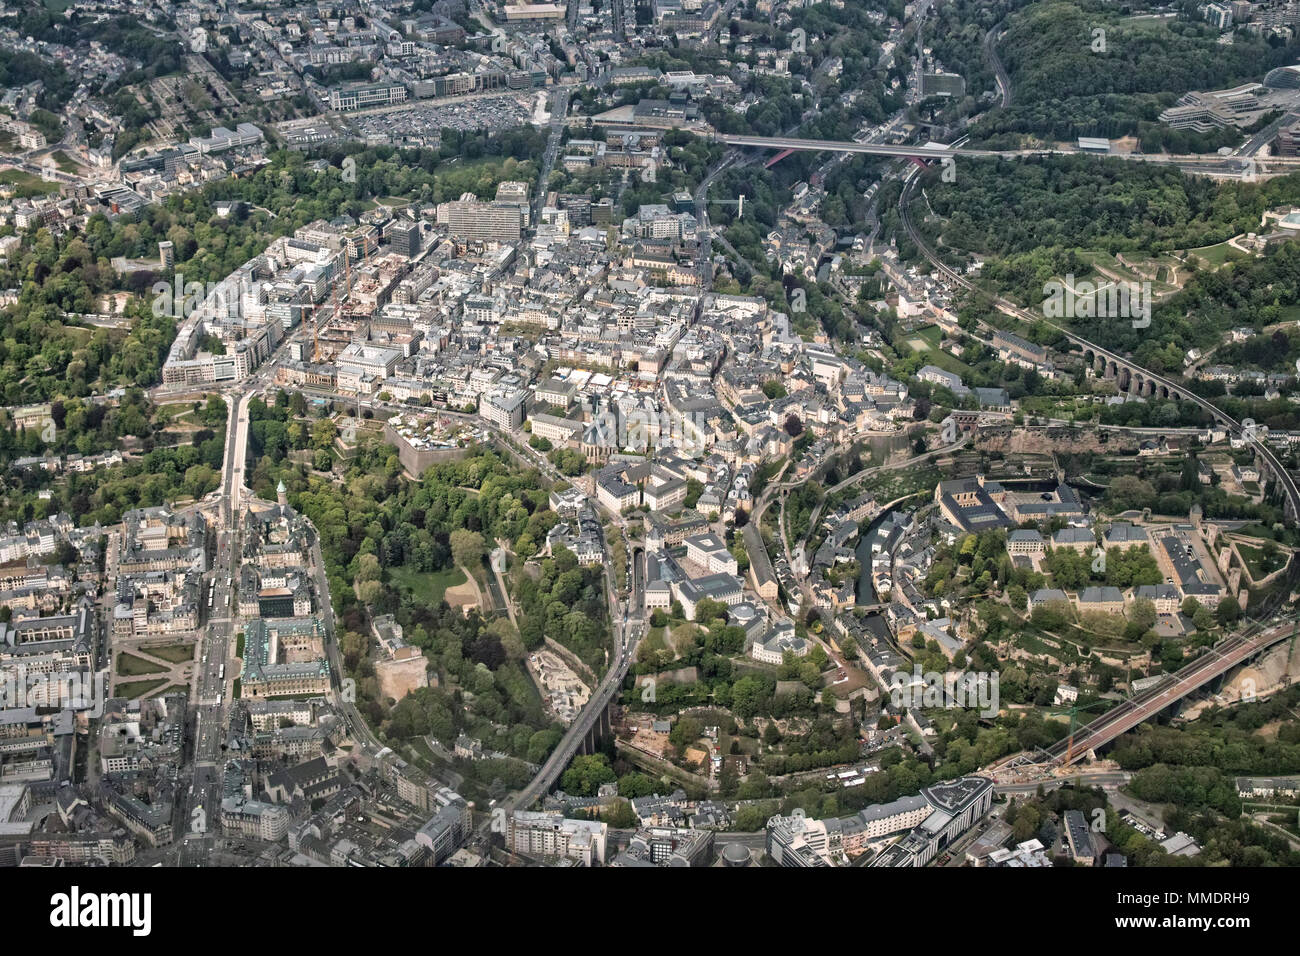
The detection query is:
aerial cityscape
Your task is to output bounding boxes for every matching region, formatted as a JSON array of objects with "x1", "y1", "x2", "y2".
[{"x1": 0, "y1": 0, "x2": 1297, "y2": 909}]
